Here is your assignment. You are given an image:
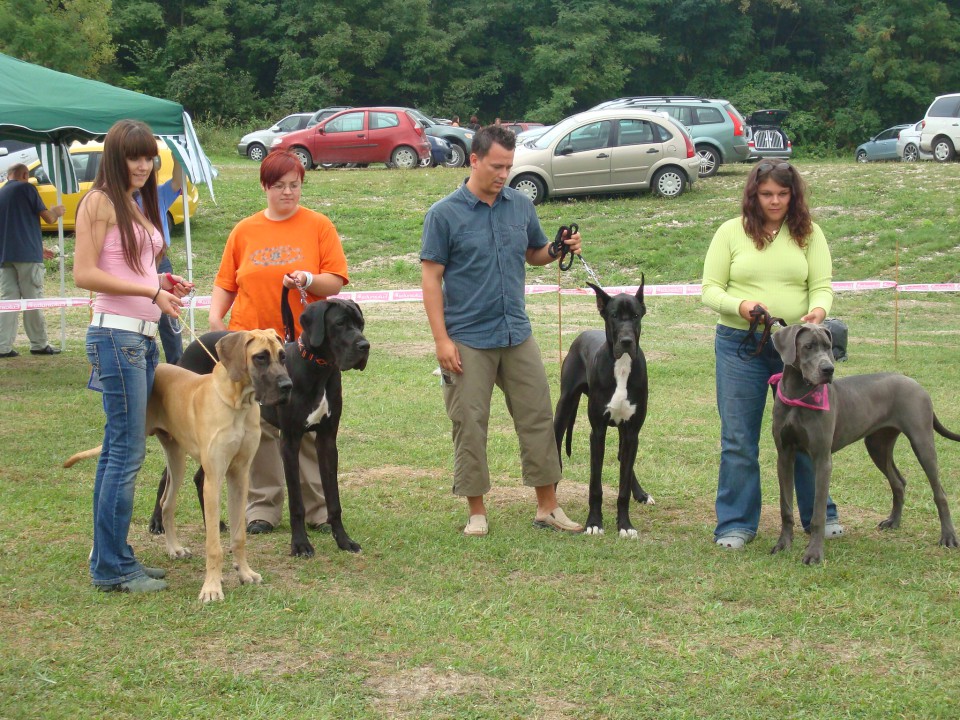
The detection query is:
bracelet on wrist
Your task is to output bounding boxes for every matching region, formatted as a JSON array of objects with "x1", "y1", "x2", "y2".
[{"x1": 151, "y1": 287, "x2": 161, "y2": 304}]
